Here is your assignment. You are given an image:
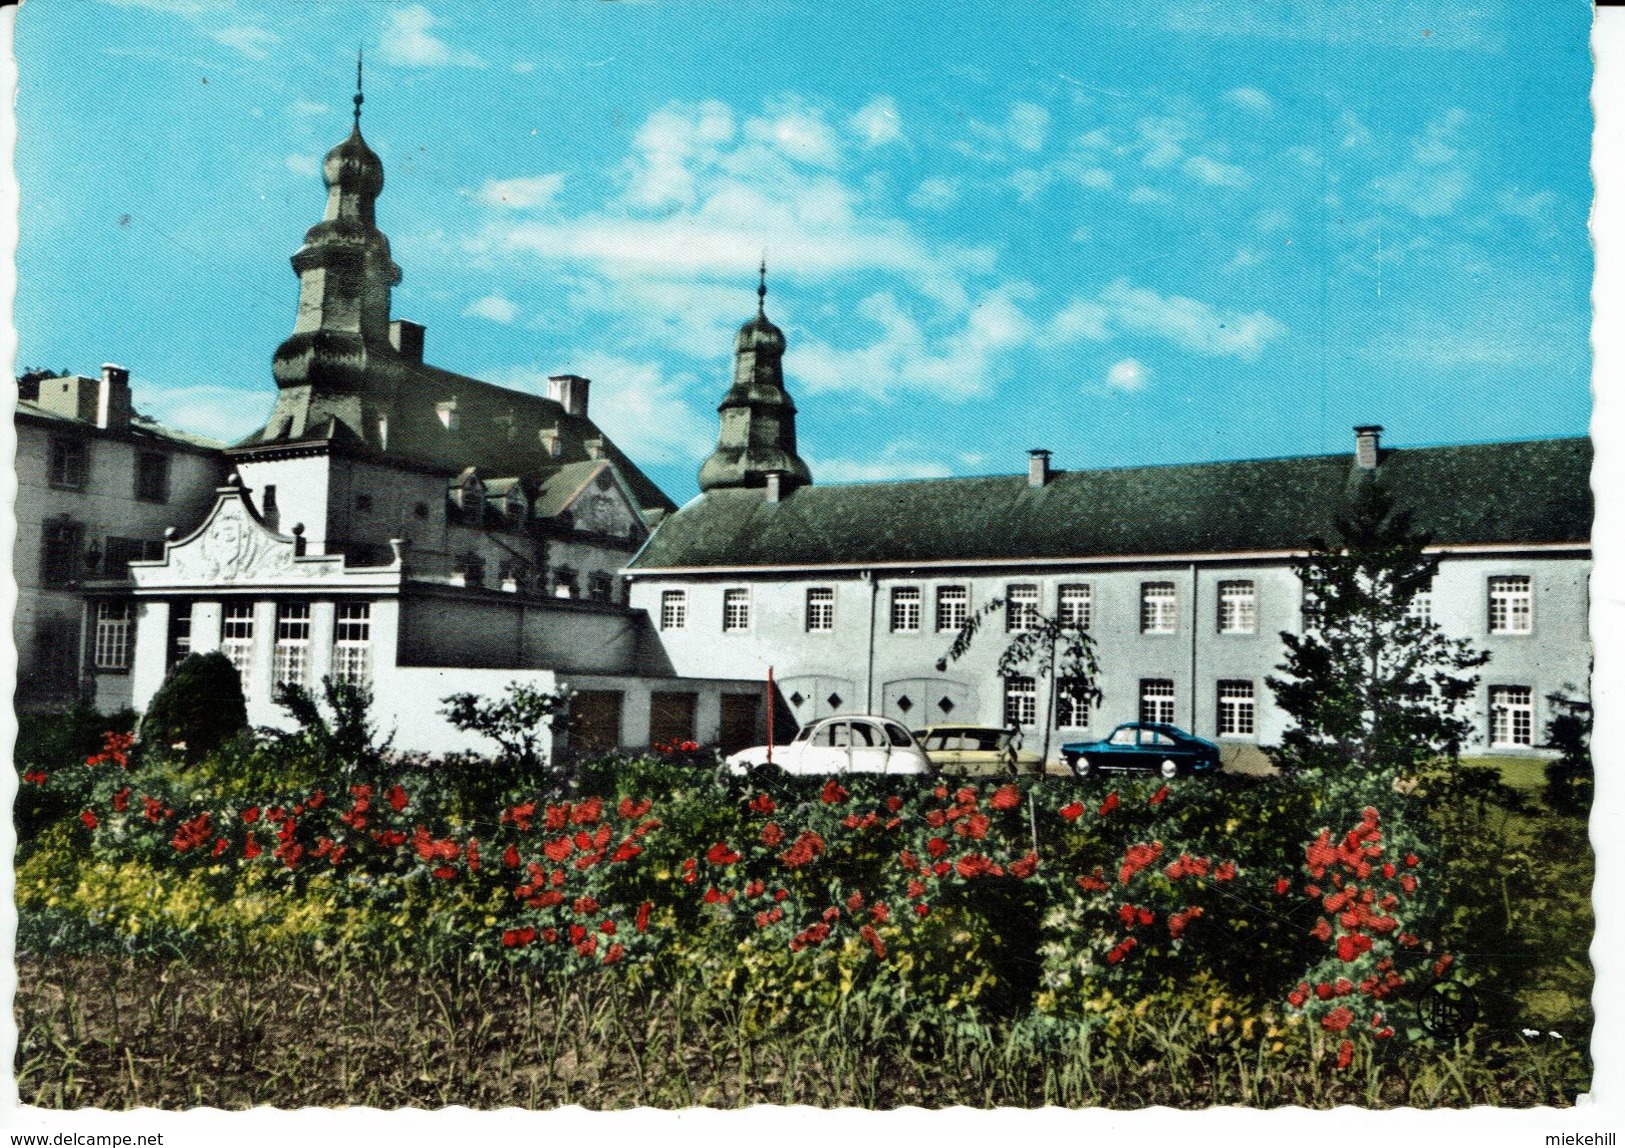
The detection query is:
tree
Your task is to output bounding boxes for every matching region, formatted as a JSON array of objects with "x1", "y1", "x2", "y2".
[
  {"x1": 440, "y1": 682, "x2": 573, "y2": 774},
  {"x1": 272, "y1": 676, "x2": 393, "y2": 769},
  {"x1": 1541, "y1": 687, "x2": 1592, "y2": 814},
  {"x1": 936, "y1": 600, "x2": 1102, "y2": 769},
  {"x1": 140, "y1": 651, "x2": 250, "y2": 763},
  {"x1": 1266, "y1": 477, "x2": 1489, "y2": 775}
]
